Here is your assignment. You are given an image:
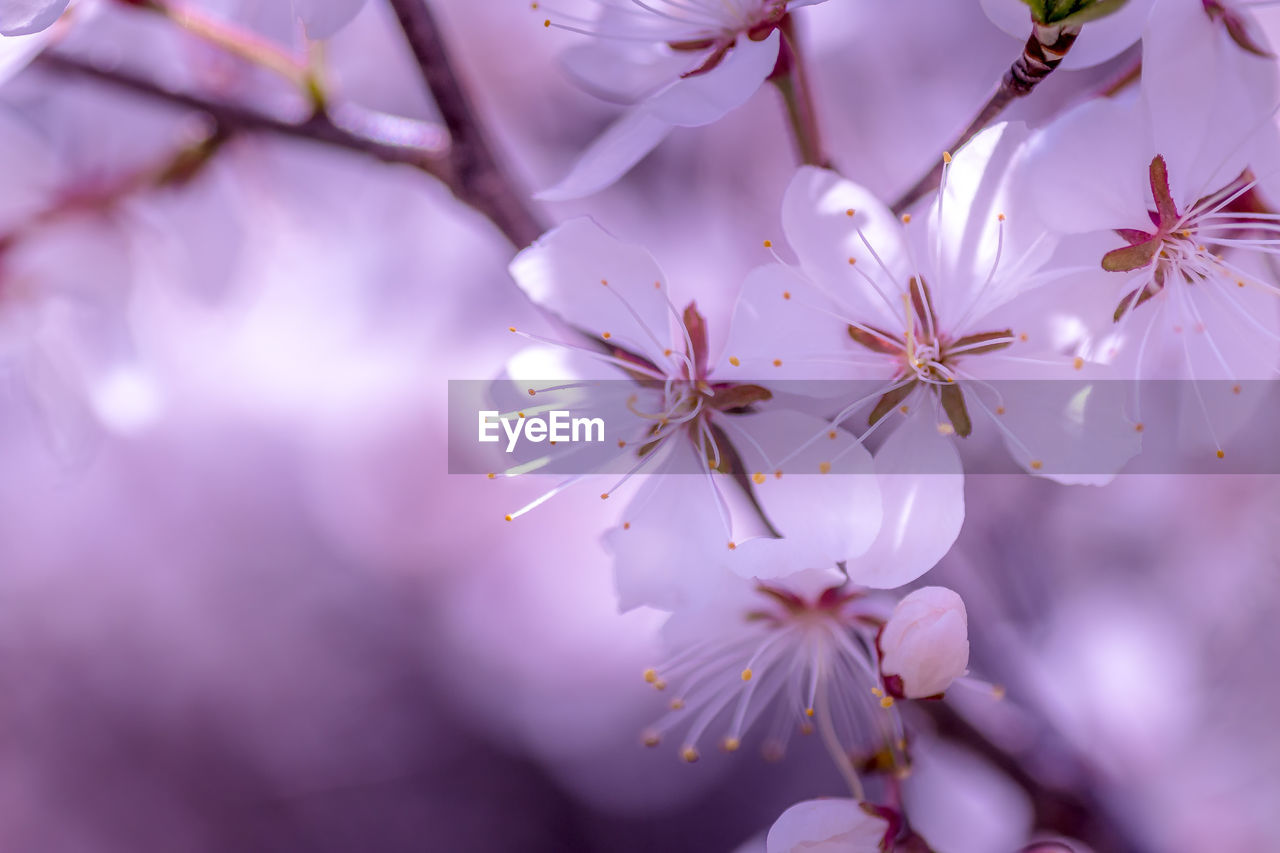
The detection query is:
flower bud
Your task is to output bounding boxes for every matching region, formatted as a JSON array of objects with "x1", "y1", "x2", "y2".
[
  {"x1": 879, "y1": 586, "x2": 969, "y2": 699},
  {"x1": 766, "y1": 798, "x2": 891, "y2": 853}
]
